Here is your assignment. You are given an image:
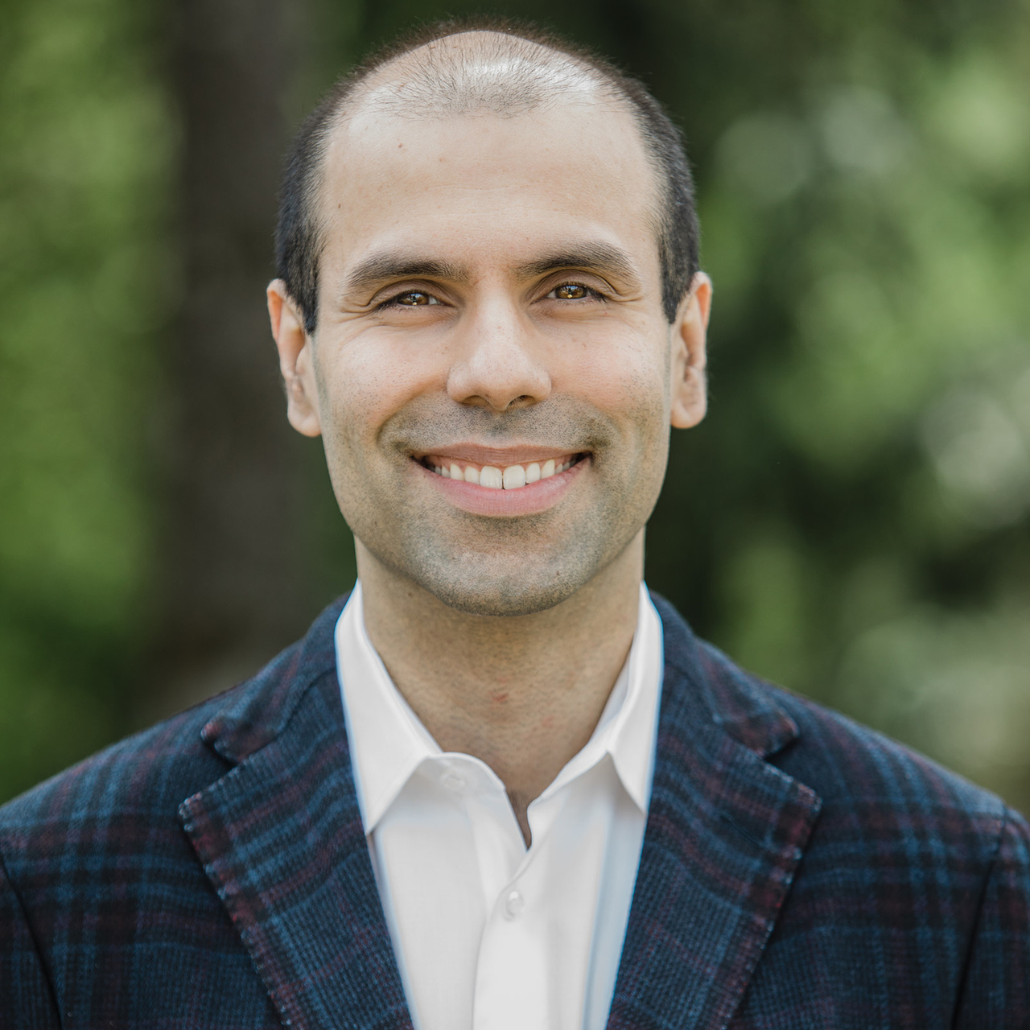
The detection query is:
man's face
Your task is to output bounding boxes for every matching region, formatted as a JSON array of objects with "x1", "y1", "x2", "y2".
[{"x1": 269, "y1": 95, "x2": 710, "y2": 616}]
